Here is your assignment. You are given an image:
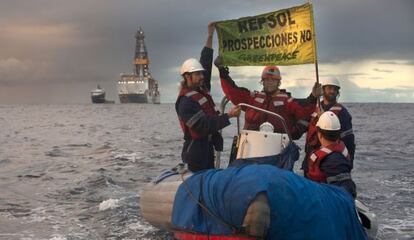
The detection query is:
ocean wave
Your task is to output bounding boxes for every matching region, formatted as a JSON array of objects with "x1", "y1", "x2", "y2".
[{"x1": 99, "y1": 198, "x2": 120, "y2": 211}]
